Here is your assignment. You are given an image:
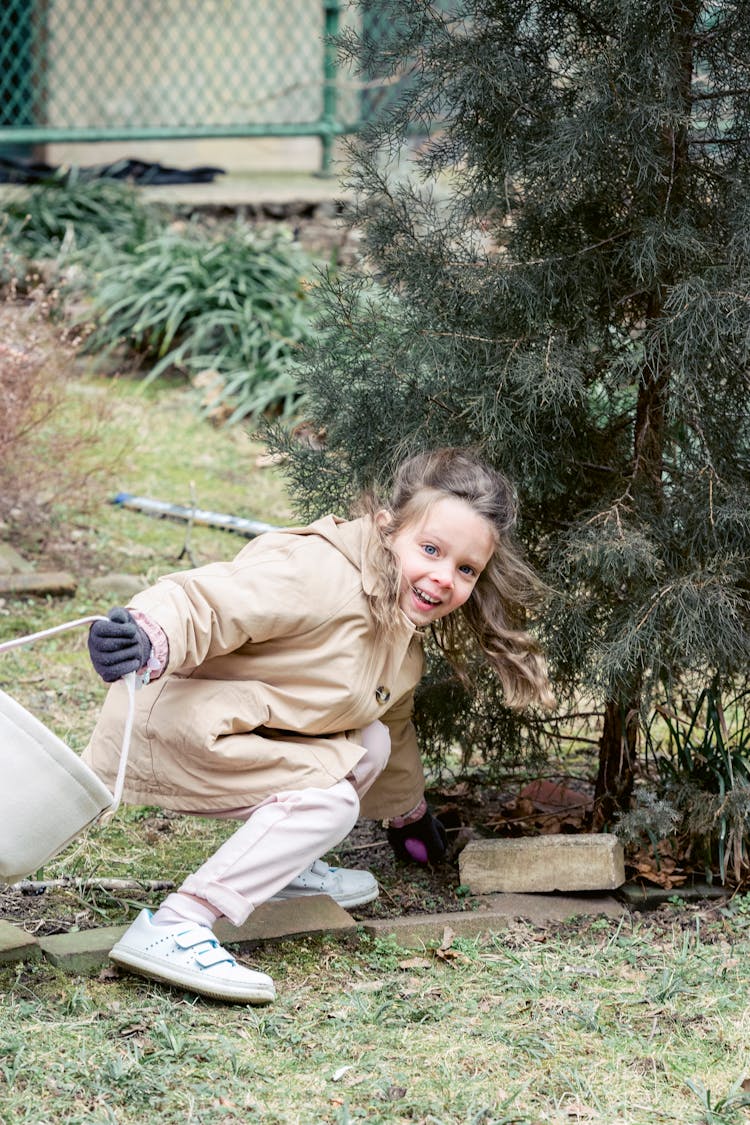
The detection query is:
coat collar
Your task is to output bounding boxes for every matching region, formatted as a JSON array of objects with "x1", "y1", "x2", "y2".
[{"x1": 303, "y1": 515, "x2": 421, "y2": 638}]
